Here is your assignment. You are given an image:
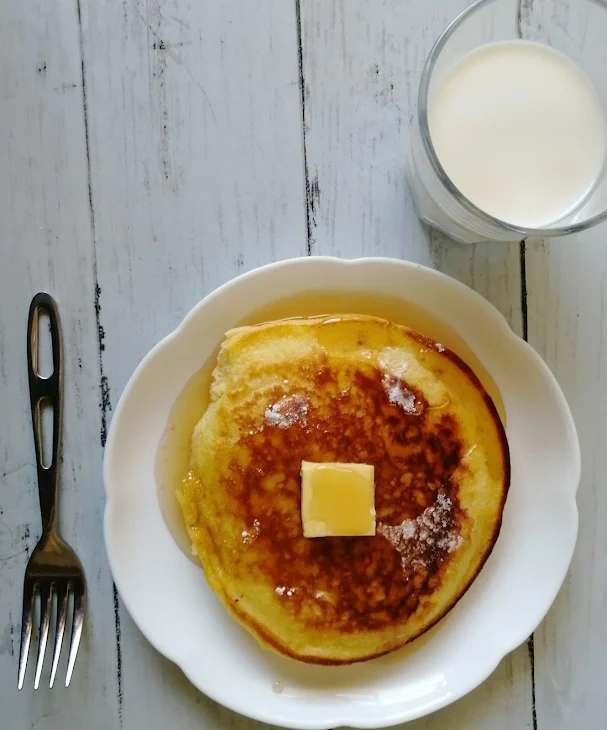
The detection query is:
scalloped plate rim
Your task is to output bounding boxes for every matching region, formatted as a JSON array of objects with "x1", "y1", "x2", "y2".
[{"x1": 104, "y1": 256, "x2": 580, "y2": 729}]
